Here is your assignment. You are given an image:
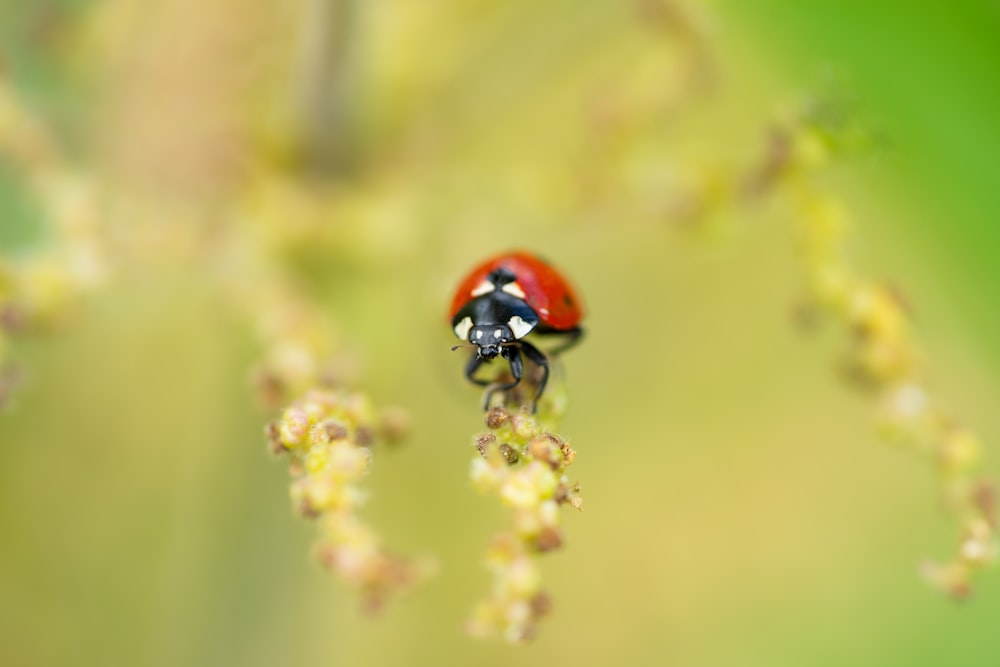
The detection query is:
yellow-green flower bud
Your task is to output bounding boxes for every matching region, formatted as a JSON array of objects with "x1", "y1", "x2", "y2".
[
  {"x1": 280, "y1": 407, "x2": 310, "y2": 447},
  {"x1": 939, "y1": 430, "x2": 982, "y2": 476}
]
